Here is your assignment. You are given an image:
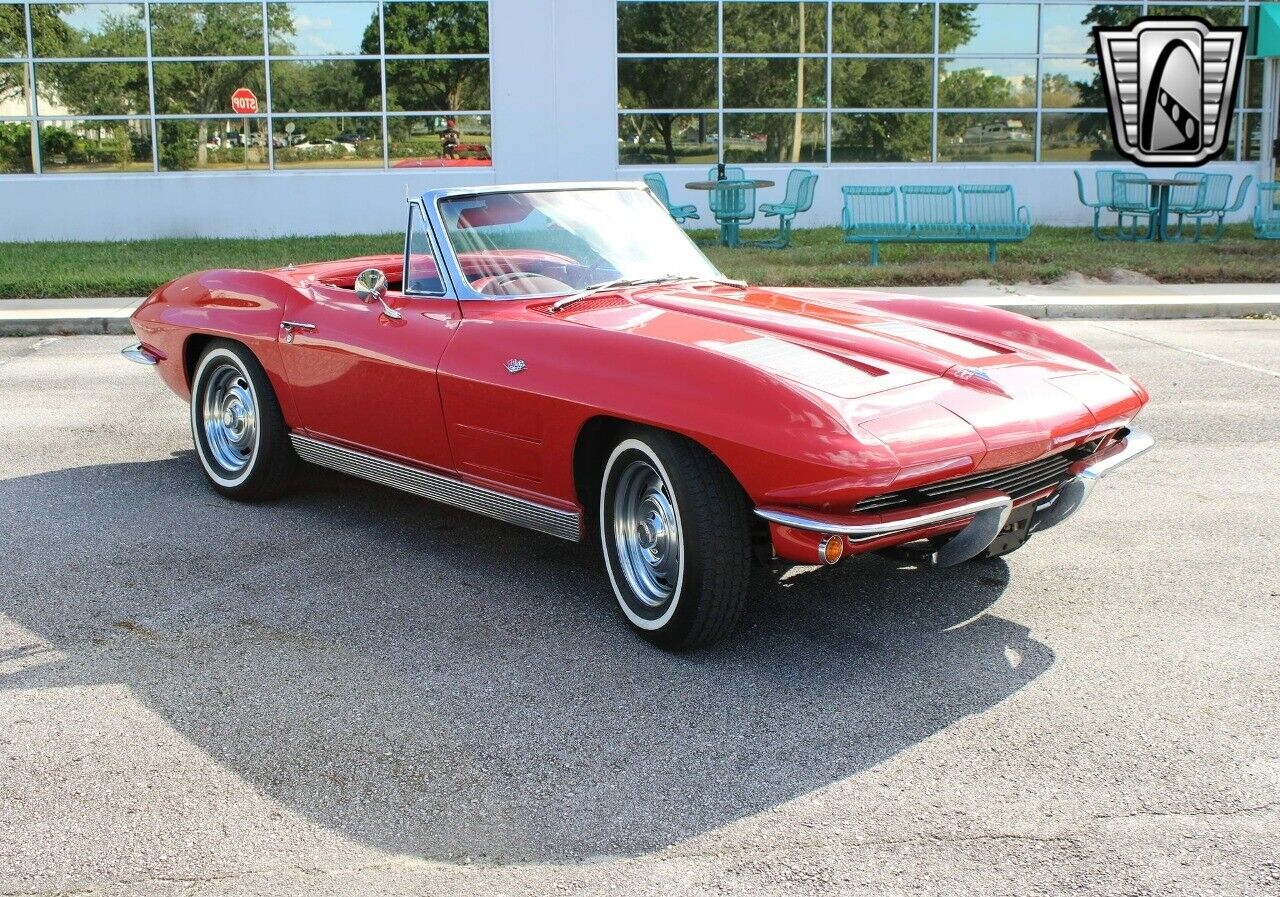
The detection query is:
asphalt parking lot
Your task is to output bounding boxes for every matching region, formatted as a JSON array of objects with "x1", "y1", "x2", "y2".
[{"x1": 1, "y1": 321, "x2": 1277, "y2": 897}]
